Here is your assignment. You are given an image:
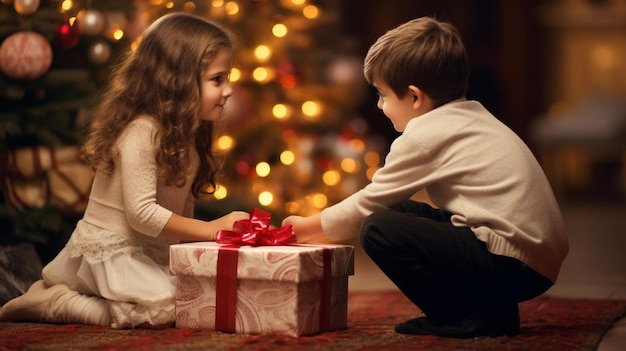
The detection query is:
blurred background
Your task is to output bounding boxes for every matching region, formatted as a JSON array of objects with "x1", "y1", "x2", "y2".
[{"x1": 1, "y1": 0, "x2": 625, "y2": 267}]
